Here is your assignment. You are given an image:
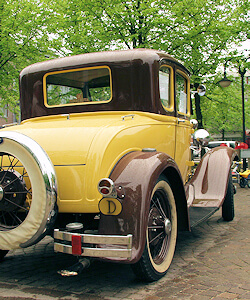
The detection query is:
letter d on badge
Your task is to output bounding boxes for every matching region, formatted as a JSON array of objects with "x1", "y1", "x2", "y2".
[{"x1": 98, "y1": 198, "x2": 122, "y2": 215}]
